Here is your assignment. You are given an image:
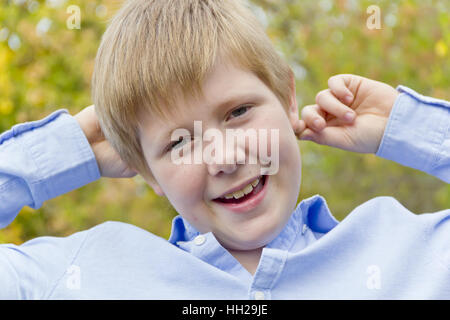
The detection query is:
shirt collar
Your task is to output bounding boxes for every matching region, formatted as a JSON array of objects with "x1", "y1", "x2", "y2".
[{"x1": 168, "y1": 194, "x2": 339, "y2": 250}]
